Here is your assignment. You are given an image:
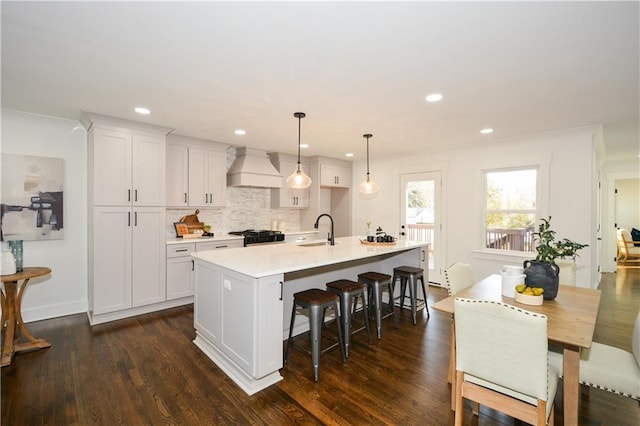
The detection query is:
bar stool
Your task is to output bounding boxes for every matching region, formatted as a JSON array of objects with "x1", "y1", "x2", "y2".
[
  {"x1": 325, "y1": 279, "x2": 372, "y2": 358},
  {"x1": 392, "y1": 266, "x2": 429, "y2": 325},
  {"x1": 284, "y1": 288, "x2": 346, "y2": 382},
  {"x1": 357, "y1": 272, "x2": 398, "y2": 340}
]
